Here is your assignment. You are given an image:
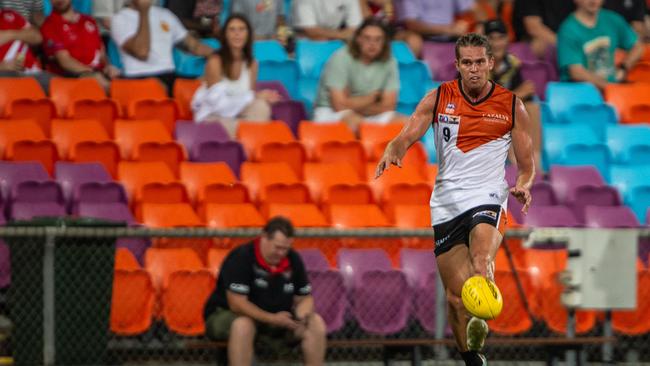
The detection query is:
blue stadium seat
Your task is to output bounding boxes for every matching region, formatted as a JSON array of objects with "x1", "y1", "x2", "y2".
[
  {"x1": 44, "y1": 0, "x2": 92, "y2": 15},
  {"x1": 606, "y1": 124, "x2": 650, "y2": 165},
  {"x1": 564, "y1": 104, "x2": 617, "y2": 141},
  {"x1": 221, "y1": 0, "x2": 231, "y2": 26},
  {"x1": 295, "y1": 39, "x2": 344, "y2": 78},
  {"x1": 421, "y1": 127, "x2": 437, "y2": 163},
  {"x1": 543, "y1": 124, "x2": 610, "y2": 176},
  {"x1": 258, "y1": 60, "x2": 300, "y2": 100},
  {"x1": 284, "y1": 0, "x2": 293, "y2": 25},
  {"x1": 391, "y1": 41, "x2": 417, "y2": 64},
  {"x1": 173, "y1": 39, "x2": 220, "y2": 78},
  {"x1": 253, "y1": 40, "x2": 288, "y2": 62},
  {"x1": 628, "y1": 186, "x2": 650, "y2": 223},
  {"x1": 545, "y1": 82, "x2": 603, "y2": 124},
  {"x1": 397, "y1": 62, "x2": 439, "y2": 115},
  {"x1": 106, "y1": 38, "x2": 123, "y2": 71},
  {"x1": 540, "y1": 101, "x2": 556, "y2": 124},
  {"x1": 609, "y1": 164, "x2": 650, "y2": 199}
]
